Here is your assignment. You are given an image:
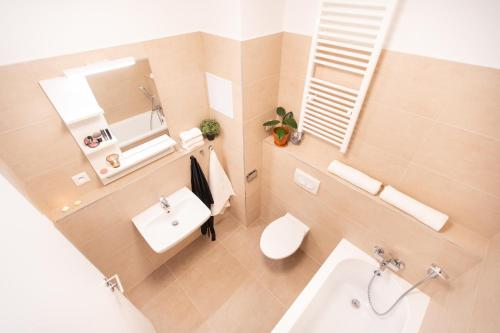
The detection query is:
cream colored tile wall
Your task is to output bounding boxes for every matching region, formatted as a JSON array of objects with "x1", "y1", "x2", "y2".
[
  {"x1": 241, "y1": 33, "x2": 282, "y2": 224},
  {"x1": 0, "y1": 32, "x2": 209, "y2": 216},
  {"x1": 470, "y1": 233, "x2": 500, "y2": 332},
  {"x1": 57, "y1": 148, "x2": 211, "y2": 291},
  {"x1": 268, "y1": 31, "x2": 500, "y2": 332},
  {"x1": 0, "y1": 32, "x2": 214, "y2": 291},
  {"x1": 261, "y1": 139, "x2": 482, "y2": 286},
  {"x1": 201, "y1": 33, "x2": 247, "y2": 224},
  {"x1": 278, "y1": 32, "x2": 500, "y2": 239}
]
